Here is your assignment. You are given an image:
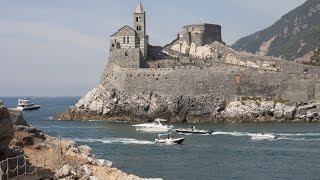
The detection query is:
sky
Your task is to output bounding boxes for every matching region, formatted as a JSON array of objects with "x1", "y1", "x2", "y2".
[{"x1": 0, "y1": 0, "x2": 306, "y2": 96}]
